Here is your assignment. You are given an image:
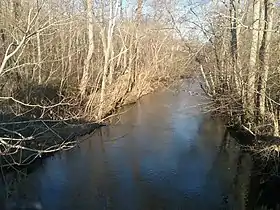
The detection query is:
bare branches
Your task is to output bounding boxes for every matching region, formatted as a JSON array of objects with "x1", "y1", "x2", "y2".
[
  {"x1": 0, "y1": 0, "x2": 195, "y2": 167},
  {"x1": 0, "y1": 119, "x2": 101, "y2": 166},
  {"x1": 0, "y1": 96, "x2": 70, "y2": 107},
  {"x1": 198, "y1": 0, "x2": 280, "y2": 138}
]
